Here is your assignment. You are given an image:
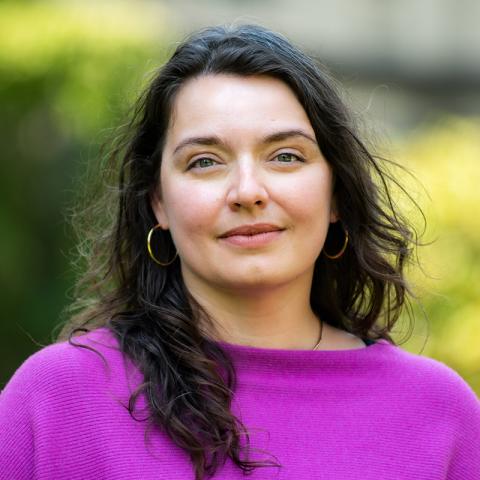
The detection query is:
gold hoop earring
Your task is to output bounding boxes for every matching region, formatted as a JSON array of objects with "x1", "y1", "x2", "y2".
[
  {"x1": 323, "y1": 226, "x2": 349, "y2": 260},
  {"x1": 147, "y1": 224, "x2": 178, "y2": 266}
]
